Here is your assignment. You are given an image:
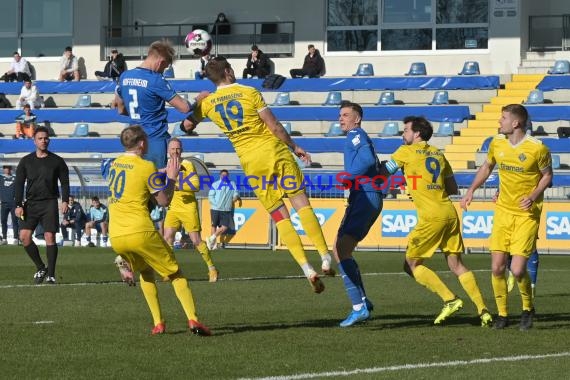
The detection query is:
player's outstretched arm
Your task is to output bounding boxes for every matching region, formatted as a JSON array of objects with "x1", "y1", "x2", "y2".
[
  {"x1": 259, "y1": 108, "x2": 311, "y2": 164},
  {"x1": 460, "y1": 161, "x2": 494, "y2": 210}
]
